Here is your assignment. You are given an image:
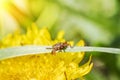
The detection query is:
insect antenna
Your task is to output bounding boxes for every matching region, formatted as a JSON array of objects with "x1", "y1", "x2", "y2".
[{"x1": 46, "y1": 47, "x2": 53, "y2": 49}]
